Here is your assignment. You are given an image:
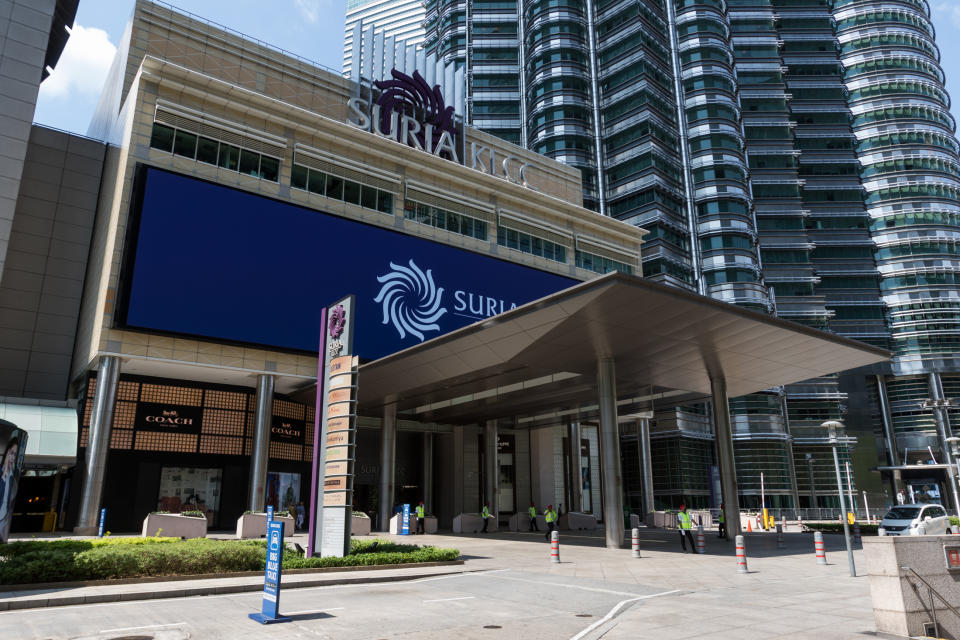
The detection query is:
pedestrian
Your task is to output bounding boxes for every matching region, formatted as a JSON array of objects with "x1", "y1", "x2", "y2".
[
  {"x1": 544, "y1": 504, "x2": 557, "y2": 541},
  {"x1": 481, "y1": 501, "x2": 493, "y2": 533},
  {"x1": 717, "y1": 503, "x2": 726, "y2": 539},
  {"x1": 528, "y1": 501, "x2": 539, "y2": 532},
  {"x1": 677, "y1": 504, "x2": 697, "y2": 553},
  {"x1": 295, "y1": 501, "x2": 305, "y2": 530},
  {"x1": 416, "y1": 500, "x2": 426, "y2": 534}
]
